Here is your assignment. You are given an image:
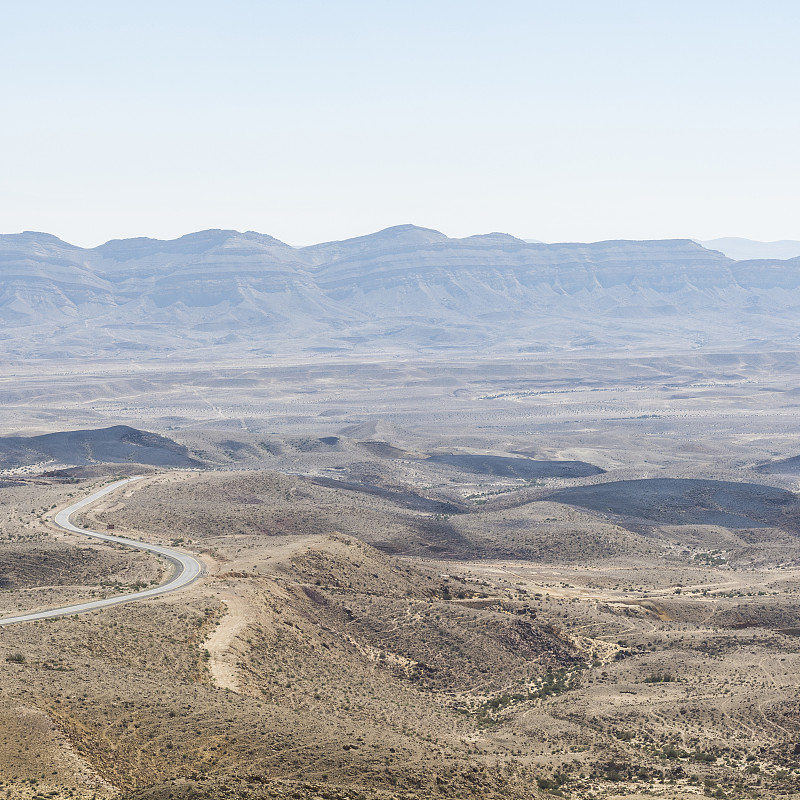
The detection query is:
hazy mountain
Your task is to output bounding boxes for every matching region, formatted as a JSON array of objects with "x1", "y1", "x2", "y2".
[
  {"x1": 698, "y1": 237, "x2": 800, "y2": 261},
  {"x1": 2, "y1": 225, "x2": 800, "y2": 360}
]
